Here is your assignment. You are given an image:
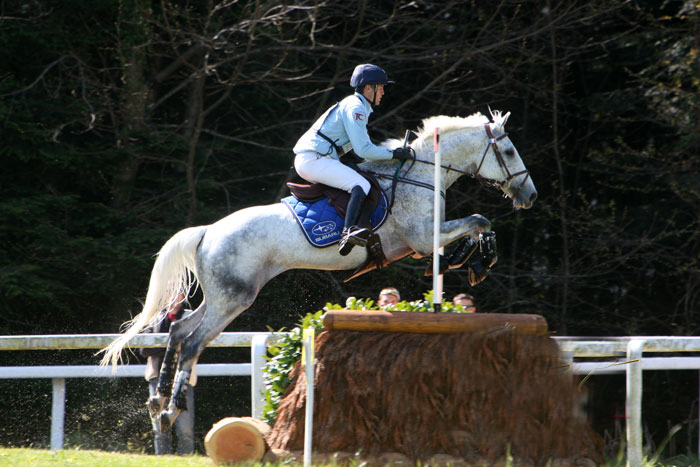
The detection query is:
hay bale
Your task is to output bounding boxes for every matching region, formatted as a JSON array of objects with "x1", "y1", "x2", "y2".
[
  {"x1": 205, "y1": 417, "x2": 270, "y2": 464},
  {"x1": 267, "y1": 328, "x2": 603, "y2": 465}
]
